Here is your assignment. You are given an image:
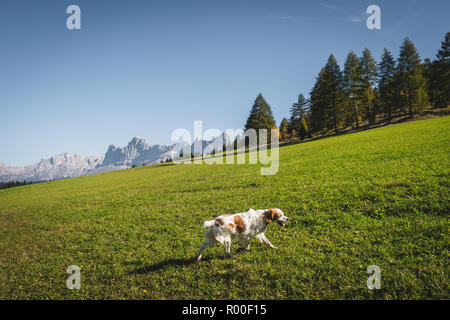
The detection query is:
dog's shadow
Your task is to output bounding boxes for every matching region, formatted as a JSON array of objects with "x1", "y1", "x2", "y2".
[
  {"x1": 129, "y1": 256, "x2": 213, "y2": 274},
  {"x1": 128, "y1": 250, "x2": 248, "y2": 275}
]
